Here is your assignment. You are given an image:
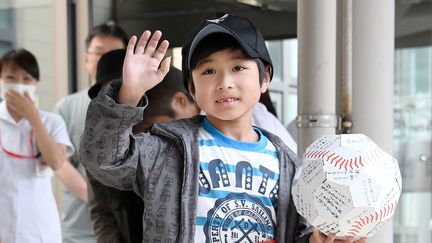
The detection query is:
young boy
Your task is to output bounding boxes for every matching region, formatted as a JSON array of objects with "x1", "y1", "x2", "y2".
[{"x1": 81, "y1": 13, "x2": 364, "y2": 243}]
